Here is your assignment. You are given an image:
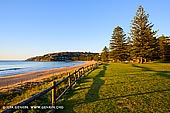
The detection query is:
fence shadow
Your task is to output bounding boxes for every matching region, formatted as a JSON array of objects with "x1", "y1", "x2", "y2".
[
  {"x1": 84, "y1": 64, "x2": 108, "y2": 103},
  {"x1": 57, "y1": 65, "x2": 99, "y2": 113}
]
